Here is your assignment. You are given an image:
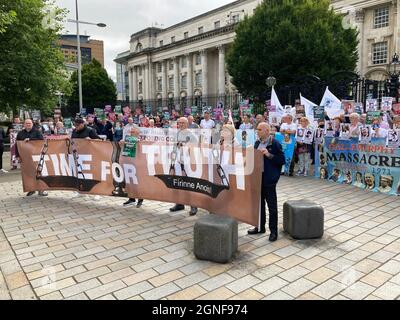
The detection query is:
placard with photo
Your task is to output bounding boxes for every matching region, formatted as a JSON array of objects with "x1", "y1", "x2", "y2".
[
  {"x1": 296, "y1": 127, "x2": 305, "y2": 143},
  {"x1": 359, "y1": 125, "x2": 371, "y2": 144},
  {"x1": 303, "y1": 128, "x2": 314, "y2": 144},
  {"x1": 324, "y1": 120, "x2": 335, "y2": 137},
  {"x1": 381, "y1": 97, "x2": 393, "y2": 112},
  {"x1": 339, "y1": 123, "x2": 351, "y2": 140},
  {"x1": 366, "y1": 99, "x2": 378, "y2": 111},
  {"x1": 269, "y1": 112, "x2": 280, "y2": 125},
  {"x1": 387, "y1": 129, "x2": 400, "y2": 148}
]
